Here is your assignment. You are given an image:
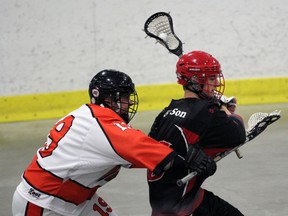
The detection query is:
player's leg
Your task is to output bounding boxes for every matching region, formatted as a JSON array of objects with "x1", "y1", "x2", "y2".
[
  {"x1": 193, "y1": 190, "x2": 244, "y2": 216},
  {"x1": 79, "y1": 193, "x2": 118, "y2": 216},
  {"x1": 12, "y1": 190, "x2": 117, "y2": 216},
  {"x1": 12, "y1": 190, "x2": 62, "y2": 216}
]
